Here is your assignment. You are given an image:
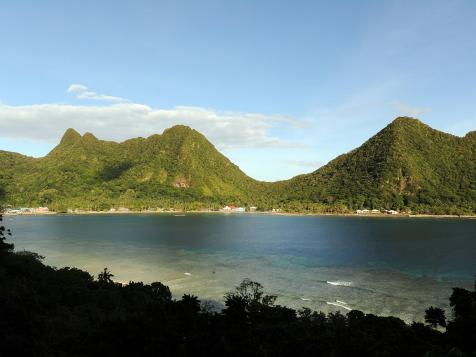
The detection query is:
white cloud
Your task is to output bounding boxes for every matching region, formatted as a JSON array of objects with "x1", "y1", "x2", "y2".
[
  {"x1": 393, "y1": 102, "x2": 431, "y2": 117},
  {"x1": 0, "y1": 95, "x2": 304, "y2": 150},
  {"x1": 67, "y1": 84, "x2": 127, "y2": 102}
]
